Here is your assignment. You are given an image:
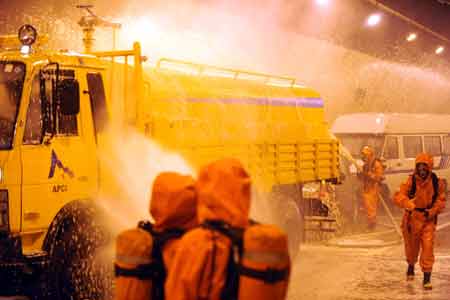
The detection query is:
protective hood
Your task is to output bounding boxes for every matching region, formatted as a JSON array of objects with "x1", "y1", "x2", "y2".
[
  {"x1": 361, "y1": 145, "x2": 375, "y2": 160},
  {"x1": 196, "y1": 158, "x2": 251, "y2": 228},
  {"x1": 150, "y1": 172, "x2": 197, "y2": 231},
  {"x1": 415, "y1": 153, "x2": 434, "y2": 170}
]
